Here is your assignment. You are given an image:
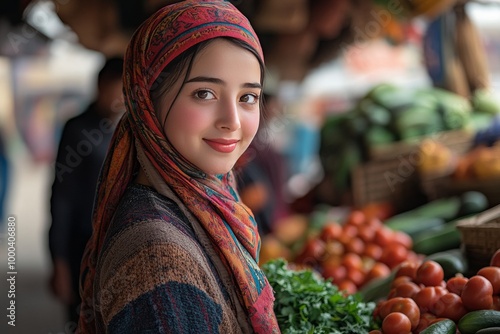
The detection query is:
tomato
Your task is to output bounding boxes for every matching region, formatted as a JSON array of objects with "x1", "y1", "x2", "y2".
[
  {"x1": 432, "y1": 292, "x2": 468, "y2": 322},
  {"x1": 382, "y1": 312, "x2": 412, "y2": 334},
  {"x1": 342, "y1": 252, "x2": 363, "y2": 271},
  {"x1": 320, "y1": 222, "x2": 342, "y2": 242},
  {"x1": 364, "y1": 243, "x2": 383, "y2": 261},
  {"x1": 490, "y1": 248, "x2": 500, "y2": 267},
  {"x1": 412, "y1": 286, "x2": 447, "y2": 313},
  {"x1": 366, "y1": 216, "x2": 384, "y2": 230},
  {"x1": 337, "y1": 279, "x2": 357, "y2": 295},
  {"x1": 446, "y1": 276, "x2": 469, "y2": 296},
  {"x1": 415, "y1": 260, "x2": 444, "y2": 287},
  {"x1": 377, "y1": 297, "x2": 405, "y2": 319},
  {"x1": 461, "y1": 275, "x2": 494, "y2": 311},
  {"x1": 380, "y1": 243, "x2": 409, "y2": 269},
  {"x1": 346, "y1": 210, "x2": 366, "y2": 226},
  {"x1": 345, "y1": 237, "x2": 365, "y2": 254},
  {"x1": 391, "y1": 275, "x2": 413, "y2": 289},
  {"x1": 379, "y1": 297, "x2": 420, "y2": 330},
  {"x1": 492, "y1": 295, "x2": 500, "y2": 311},
  {"x1": 296, "y1": 238, "x2": 325, "y2": 264},
  {"x1": 477, "y1": 266, "x2": 500, "y2": 295},
  {"x1": 358, "y1": 225, "x2": 376, "y2": 243},
  {"x1": 365, "y1": 262, "x2": 391, "y2": 284},
  {"x1": 395, "y1": 261, "x2": 419, "y2": 280},
  {"x1": 322, "y1": 264, "x2": 346, "y2": 283},
  {"x1": 346, "y1": 267, "x2": 365, "y2": 287},
  {"x1": 374, "y1": 226, "x2": 395, "y2": 247},
  {"x1": 391, "y1": 281, "x2": 421, "y2": 299},
  {"x1": 392, "y1": 230, "x2": 413, "y2": 249},
  {"x1": 368, "y1": 330, "x2": 382, "y2": 334}
]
